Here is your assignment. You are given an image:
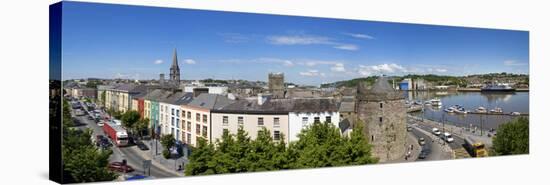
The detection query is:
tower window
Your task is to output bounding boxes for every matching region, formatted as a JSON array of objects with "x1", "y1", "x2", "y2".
[
  {"x1": 379, "y1": 117, "x2": 383, "y2": 123},
  {"x1": 380, "y1": 102, "x2": 383, "y2": 109}
]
